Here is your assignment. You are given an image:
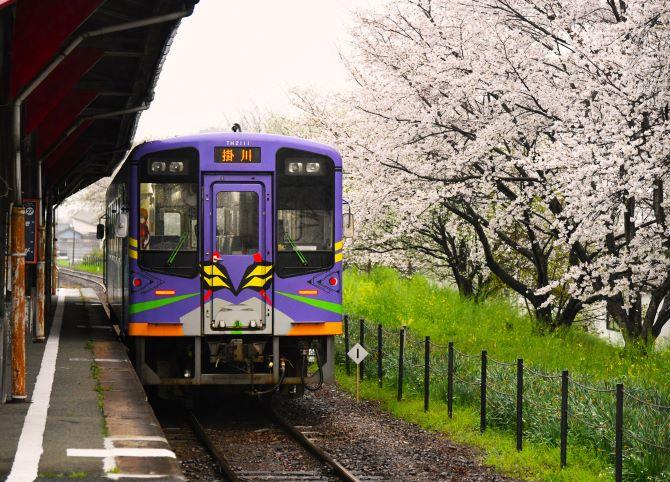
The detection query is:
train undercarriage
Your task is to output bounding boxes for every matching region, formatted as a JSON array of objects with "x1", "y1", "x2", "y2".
[{"x1": 132, "y1": 335, "x2": 334, "y2": 395}]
